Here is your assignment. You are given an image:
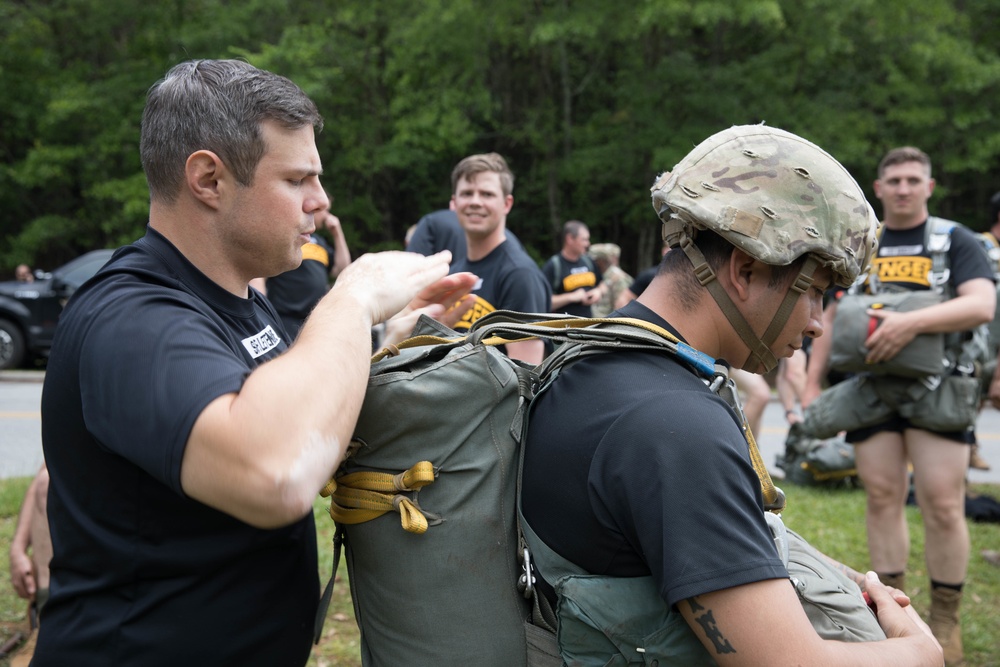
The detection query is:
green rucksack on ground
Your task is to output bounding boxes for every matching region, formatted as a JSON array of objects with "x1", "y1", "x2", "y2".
[{"x1": 775, "y1": 422, "x2": 859, "y2": 488}]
